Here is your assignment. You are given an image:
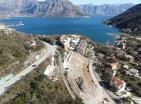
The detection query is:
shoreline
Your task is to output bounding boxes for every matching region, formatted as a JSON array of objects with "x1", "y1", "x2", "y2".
[{"x1": 0, "y1": 16, "x2": 120, "y2": 44}]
